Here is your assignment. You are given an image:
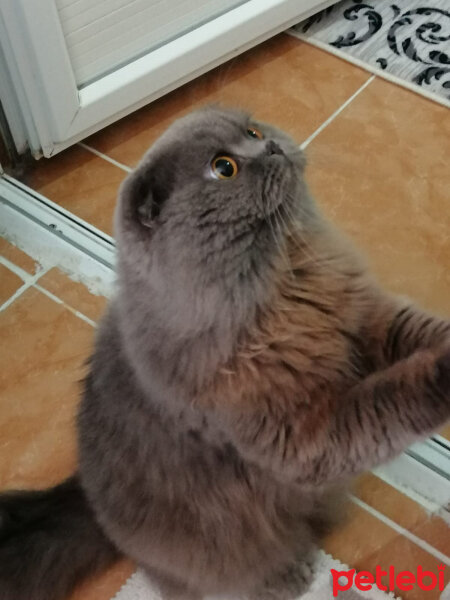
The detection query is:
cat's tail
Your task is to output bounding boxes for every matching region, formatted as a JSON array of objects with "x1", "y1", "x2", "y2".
[{"x1": 0, "y1": 475, "x2": 120, "y2": 600}]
